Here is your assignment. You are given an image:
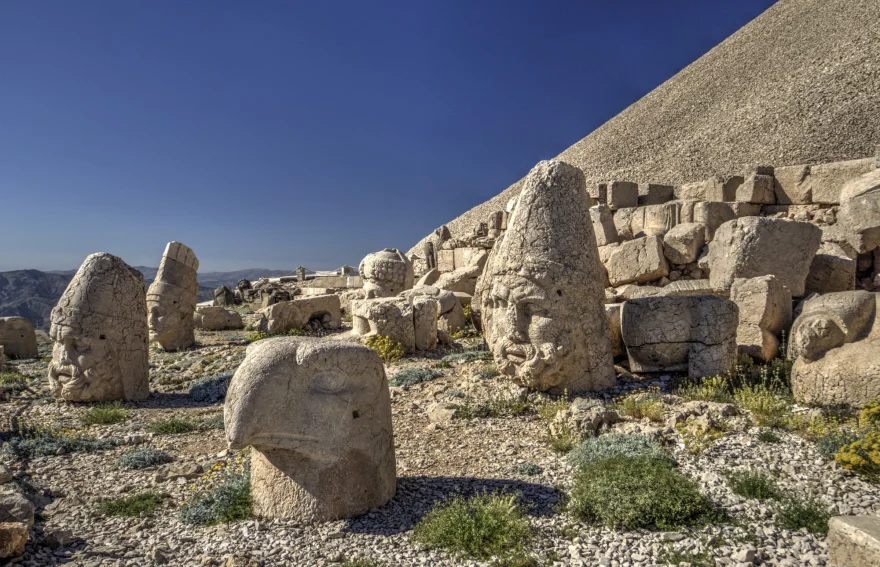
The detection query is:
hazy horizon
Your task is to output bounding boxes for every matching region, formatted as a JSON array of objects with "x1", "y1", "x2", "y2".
[{"x1": 0, "y1": 0, "x2": 774, "y2": 272}]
